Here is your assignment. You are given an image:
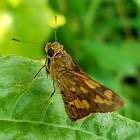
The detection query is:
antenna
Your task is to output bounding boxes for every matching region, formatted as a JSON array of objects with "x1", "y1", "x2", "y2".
[
  {"x1": 11, "y1": 38, "x2": 45, "y2": 45},
  {"x1": 55, "y1": 15, "x2": 57, "y2": 42}
]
